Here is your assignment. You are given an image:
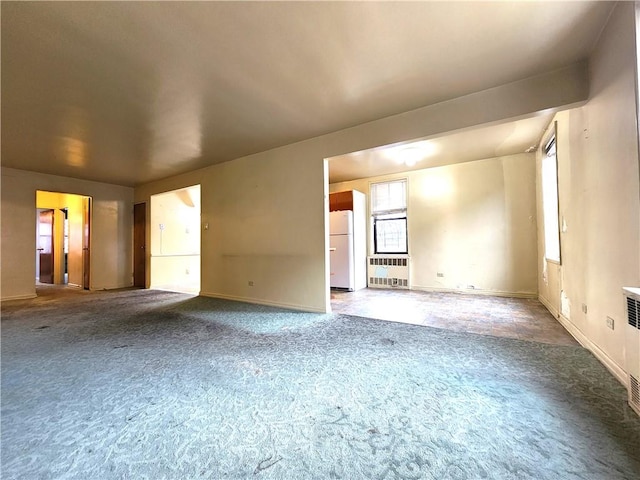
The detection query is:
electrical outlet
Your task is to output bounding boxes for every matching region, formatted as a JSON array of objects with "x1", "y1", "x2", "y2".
[
  {"x1": 437, "y1": 272, "x2": 444, "y2": 278},
  {"x1": 185, "y1": 268, "x2": 190, "y2": 275},
  {"x1": 582, "y1": 304, "x2": 588, "y2": 314},
  {"x1": 159, "y1": 223, "x2": 165, "y2": 230},
  {"x1": 606, "y1": 316, "x2": 615, "y2": 330},
  {"x1": 248, "y1": 281, "x2": 254, "y2": 287}
]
